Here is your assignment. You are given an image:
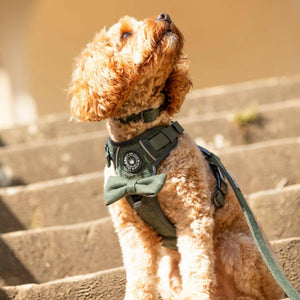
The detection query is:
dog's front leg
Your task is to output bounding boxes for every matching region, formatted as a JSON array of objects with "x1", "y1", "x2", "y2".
[
  {"x1": 177, "y1": 213, "x2": 217, "y2": 300},
  {"x1": 109, "y1": 198, "x2": 161, "y2": 300}
]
